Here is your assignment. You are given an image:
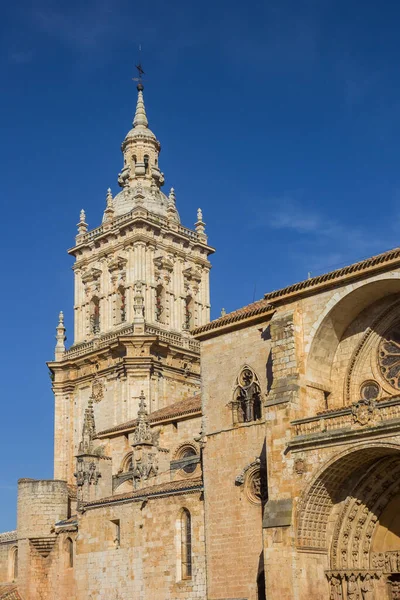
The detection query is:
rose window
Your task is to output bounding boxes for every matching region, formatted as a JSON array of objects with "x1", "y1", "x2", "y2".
[{"x1": 378, "y1": 326, "x2": 400, "y2": 389}]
